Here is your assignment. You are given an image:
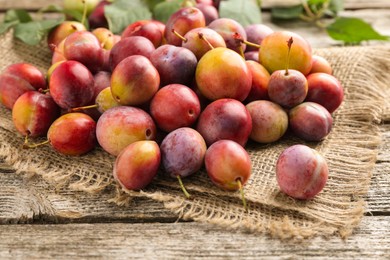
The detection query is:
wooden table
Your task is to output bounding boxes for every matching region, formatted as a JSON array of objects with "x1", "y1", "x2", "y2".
[{"x1": 1, "y1": 1, "x2": 389, "y2": 258}]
